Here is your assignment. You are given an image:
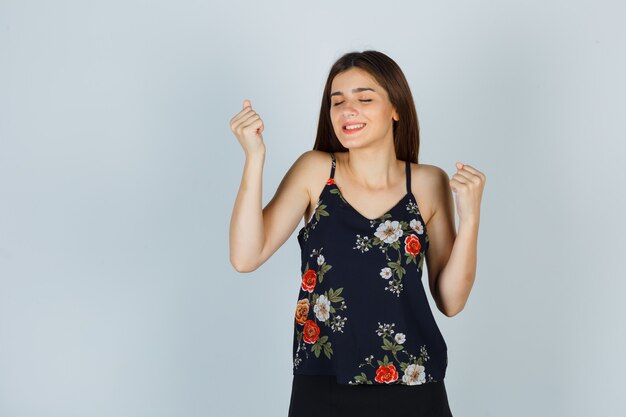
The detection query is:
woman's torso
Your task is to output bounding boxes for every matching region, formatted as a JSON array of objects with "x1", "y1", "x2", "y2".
[{"x1": 293, "y1": 151, "x2": 448, "y2": 385}]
